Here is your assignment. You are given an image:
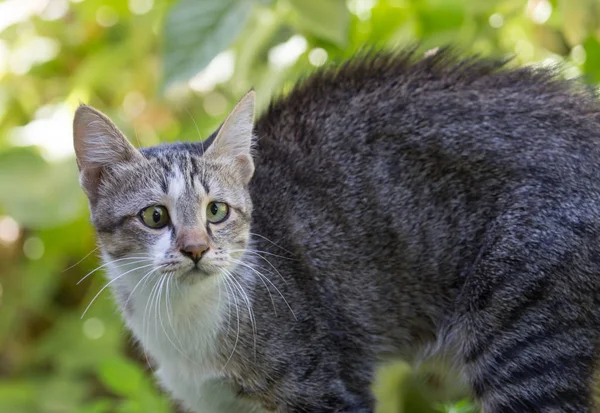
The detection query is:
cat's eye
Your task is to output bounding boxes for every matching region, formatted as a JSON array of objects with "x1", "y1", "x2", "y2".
[
  {"x1": 139, "y1": 205, "x2": 170, "y2": 229},
  {"x1": 206, "y1": 202, "x2": 229, "y2": 224}
]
